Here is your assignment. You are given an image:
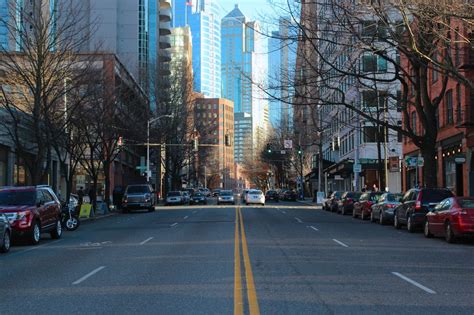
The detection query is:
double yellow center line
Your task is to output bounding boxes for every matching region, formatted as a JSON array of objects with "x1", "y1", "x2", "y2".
[{"x1": 234, "y1": 207, "x2": 260, "y2": 315}]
